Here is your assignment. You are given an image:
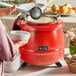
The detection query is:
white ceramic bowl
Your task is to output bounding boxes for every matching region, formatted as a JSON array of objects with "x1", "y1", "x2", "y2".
[
  {"x1": 10, "y1": 31, "x2": 30, "y2": 41},
  {"x1": 3, "y1": 54, "x2": 21, "y2": 73}
]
